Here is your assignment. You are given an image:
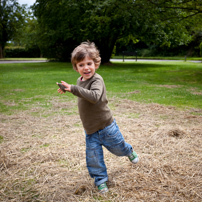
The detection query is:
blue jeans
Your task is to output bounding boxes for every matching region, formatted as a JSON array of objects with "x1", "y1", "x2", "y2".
[{"x1": 85, "y1": 119, "x2": 133, "y2": 186}]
